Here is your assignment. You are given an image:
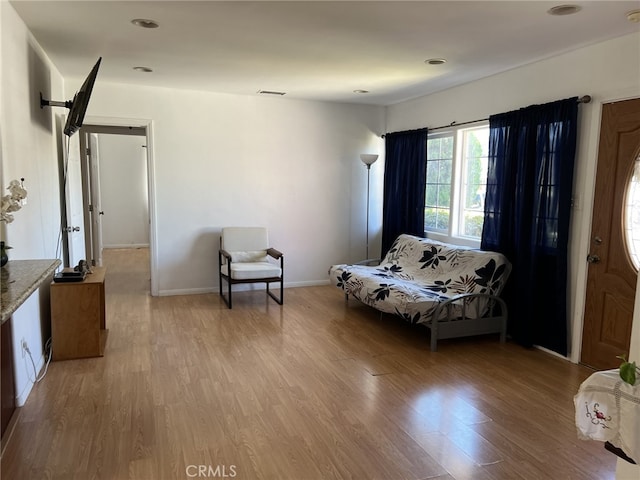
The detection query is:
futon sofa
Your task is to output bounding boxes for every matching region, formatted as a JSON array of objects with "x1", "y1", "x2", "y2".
[{"x1": 328, "y1": 234, "x2": 512, "y2": 351}]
